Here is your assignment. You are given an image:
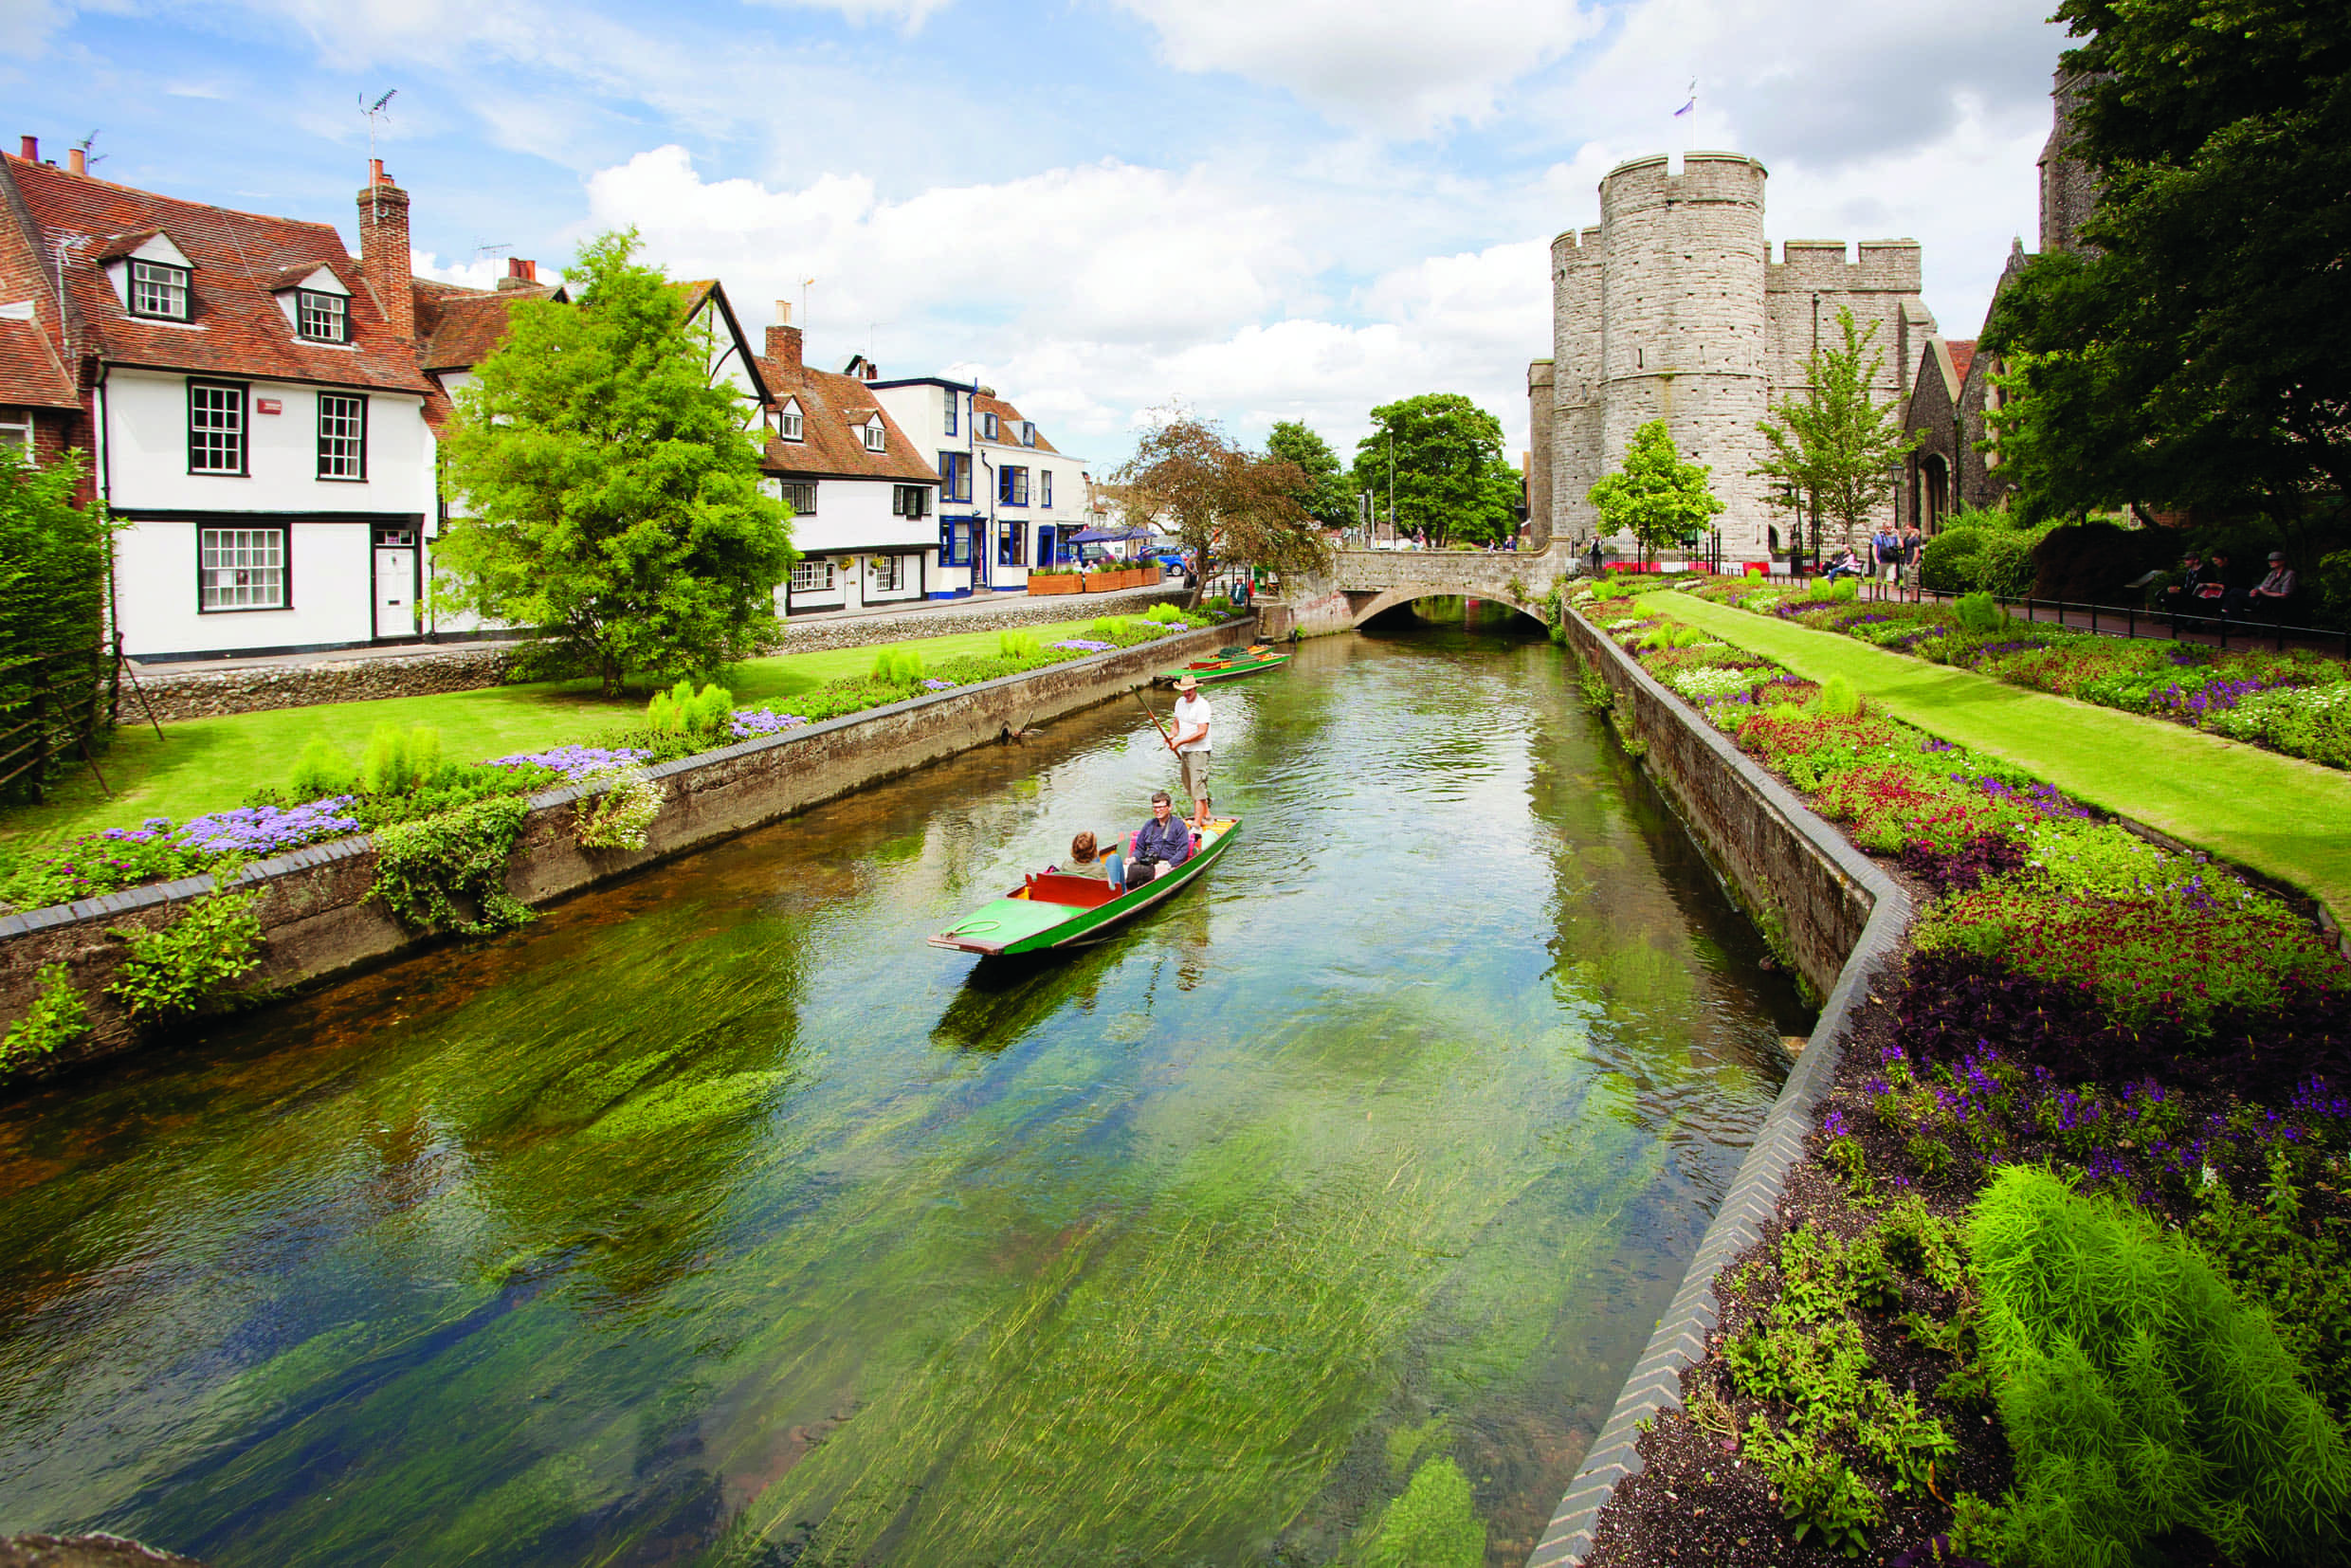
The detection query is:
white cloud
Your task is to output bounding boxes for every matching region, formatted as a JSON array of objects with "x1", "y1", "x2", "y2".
[
  {"x1": 1115, "y1": 0, "x2": 1604, "y2": 137},
  {"x1": 410, "y1": 248, "x2": 561, "y2": 292},
  {"x1": 751, "y1": 0, "x2": 956, "y2": 29},
  {"x1": 0, "y1": 0, "x2": 70, "y2": 56}
]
